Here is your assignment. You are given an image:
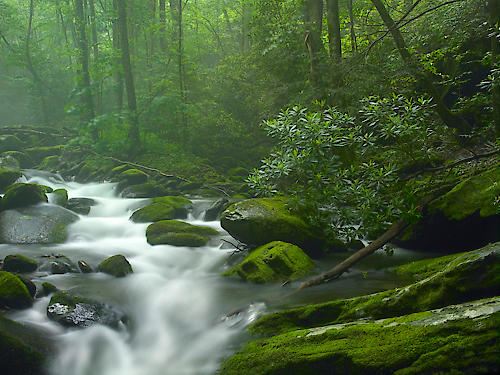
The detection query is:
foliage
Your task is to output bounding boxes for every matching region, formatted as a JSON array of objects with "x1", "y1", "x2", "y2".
[{"x1": 247, "y1": 95, "x2": 447, "y2": 240}]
